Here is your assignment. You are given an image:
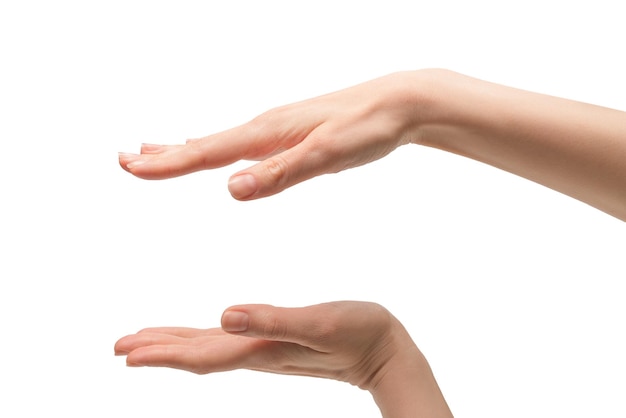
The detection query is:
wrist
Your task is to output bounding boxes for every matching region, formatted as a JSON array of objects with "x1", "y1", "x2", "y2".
[
  {"x1": 377, "y1": 68, "x2": 462, "y2": 148},
  {"x1": 365, "y1": 317, "x2": 453, "y2": 418}
]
